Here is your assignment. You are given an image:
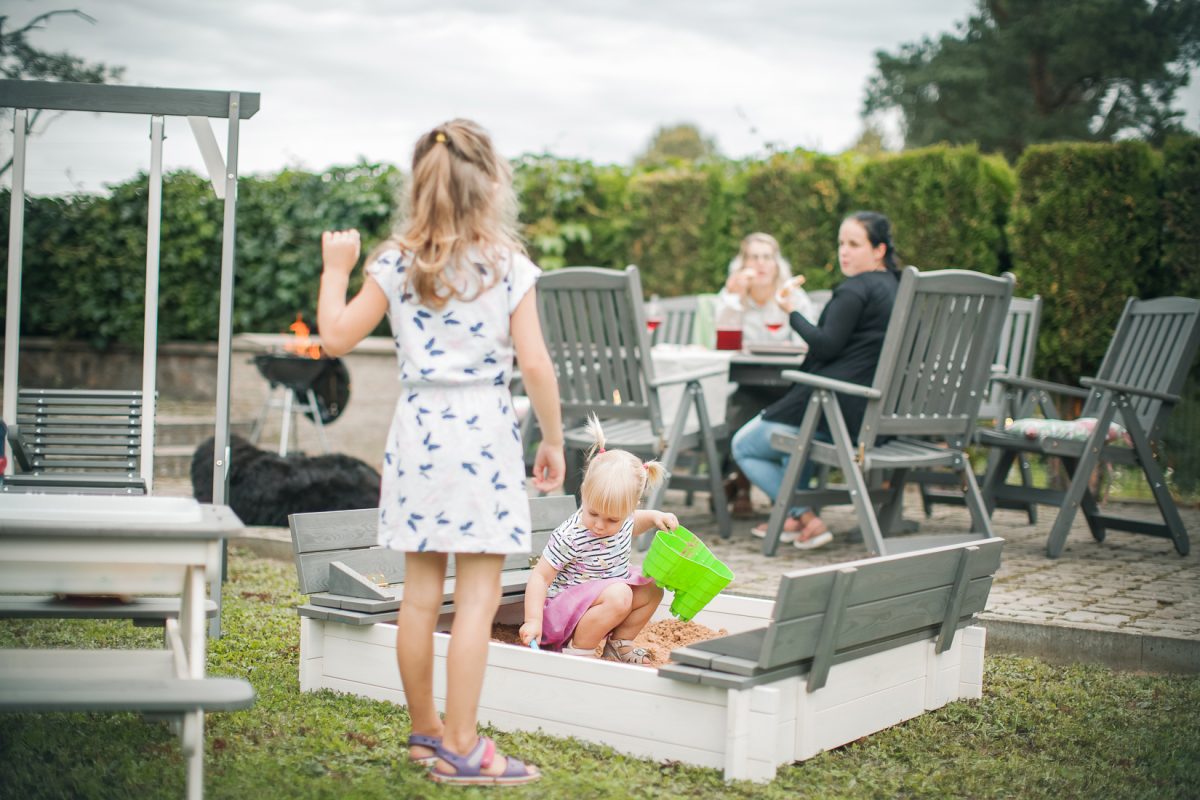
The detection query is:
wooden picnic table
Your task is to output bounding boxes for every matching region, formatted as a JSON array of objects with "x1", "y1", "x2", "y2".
[{"x1": 0, "y1": 494, "x2": 250, "y2": 800}]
